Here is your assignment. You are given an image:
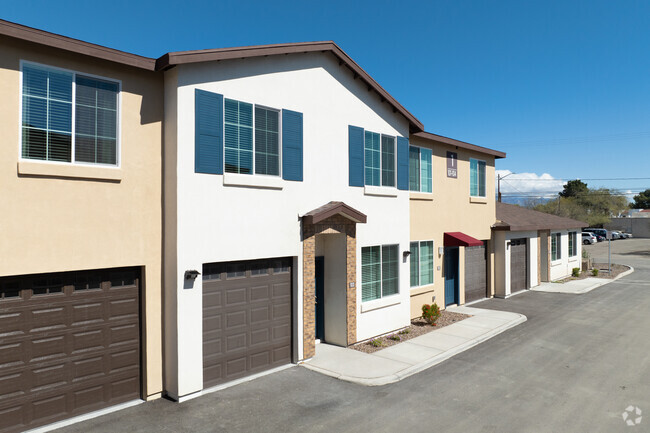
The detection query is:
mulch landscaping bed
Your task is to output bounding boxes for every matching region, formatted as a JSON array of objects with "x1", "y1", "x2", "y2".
[
  {"x1": 350, "y1": 310, "x2": 471, "y2": 354},
  {"x1": 554, "y1": 264, "x2": 630, "y2": 283}
]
